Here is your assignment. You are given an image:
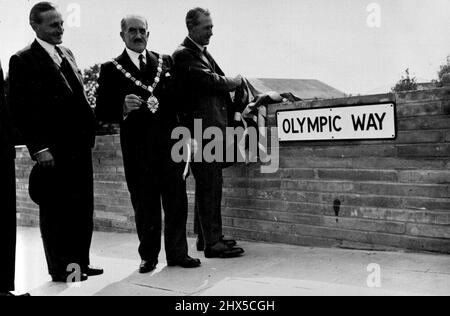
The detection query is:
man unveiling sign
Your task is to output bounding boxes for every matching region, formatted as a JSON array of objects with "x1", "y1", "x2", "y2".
[{"x1": 277, "y1": 103, "x2": 397, "y2": 142}]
